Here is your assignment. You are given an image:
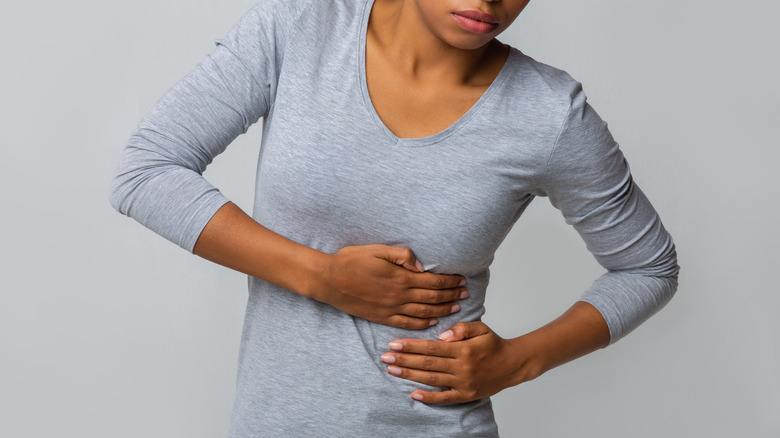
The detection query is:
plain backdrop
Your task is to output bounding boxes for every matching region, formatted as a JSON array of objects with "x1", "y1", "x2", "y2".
[{"x1": 1, "y1": 0, "x2": 778, "y2": 437}]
